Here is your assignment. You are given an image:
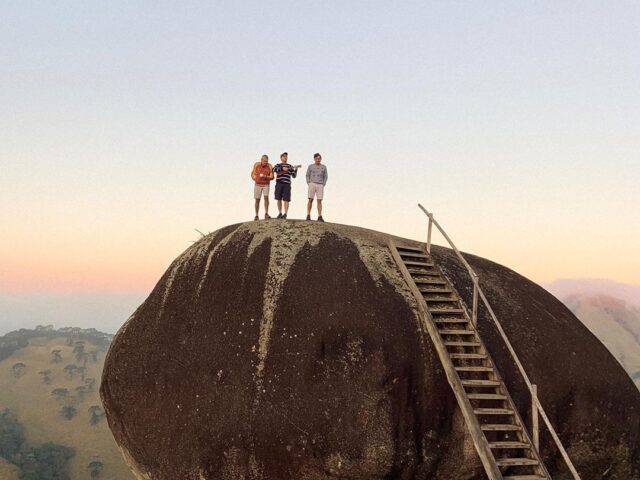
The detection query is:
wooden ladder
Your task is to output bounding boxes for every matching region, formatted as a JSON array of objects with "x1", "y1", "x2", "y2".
[{"x1": 389, "y1": 240, "x2": 552, "y2": 480}]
